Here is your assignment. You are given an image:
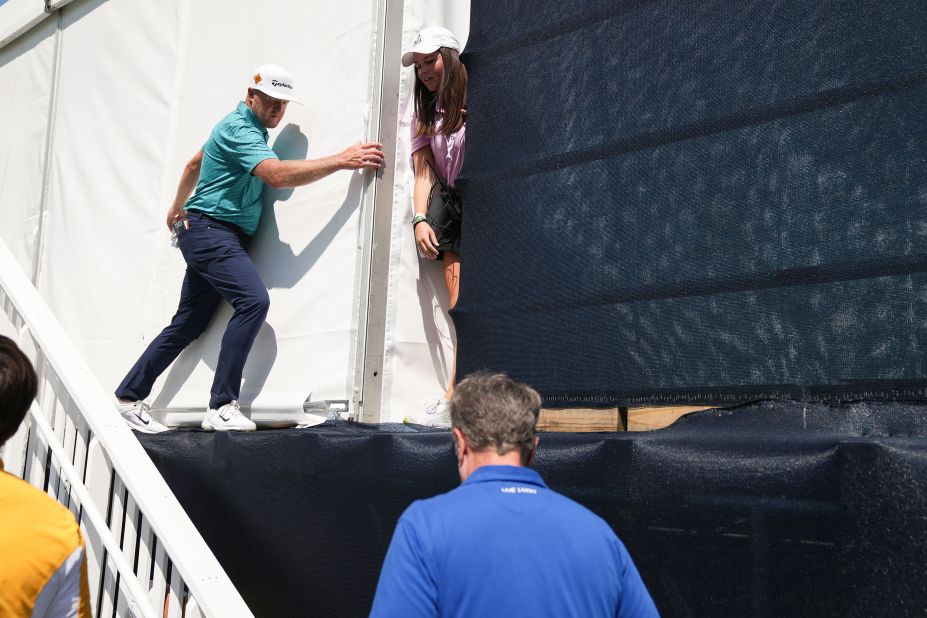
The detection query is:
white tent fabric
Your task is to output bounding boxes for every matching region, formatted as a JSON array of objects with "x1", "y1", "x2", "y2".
[
  {"x1": 0, "y1": 16, "x2": 55, "y2": 279},
  {"x1": 382, "y1": 2, "x2": 470, "y2": 420},
  {"x1": 0, "y1": 0, "x2": 470, "y2": 422},
  {"x1": 0, "y1": 0, "x2": 48, "y2": 49}
]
